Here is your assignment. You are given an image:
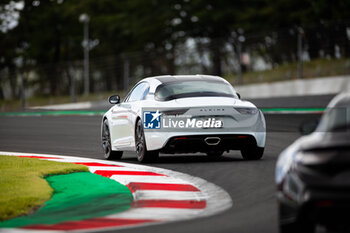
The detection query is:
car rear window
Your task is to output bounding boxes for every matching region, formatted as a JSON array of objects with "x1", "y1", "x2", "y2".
[{"x1": 155, "y1": 80, "x2": 236, "y2": 101}]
